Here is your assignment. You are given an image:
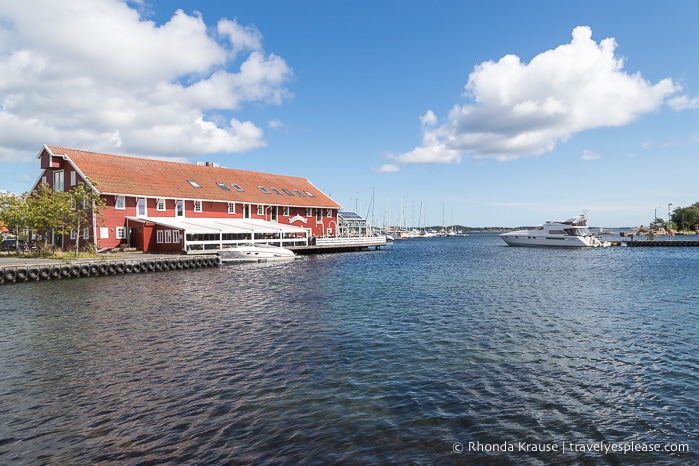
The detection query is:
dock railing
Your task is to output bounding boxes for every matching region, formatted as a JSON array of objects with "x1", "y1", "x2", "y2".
[{"x1": 315, "y1": 236, "x2": 387, "y2": 247}]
